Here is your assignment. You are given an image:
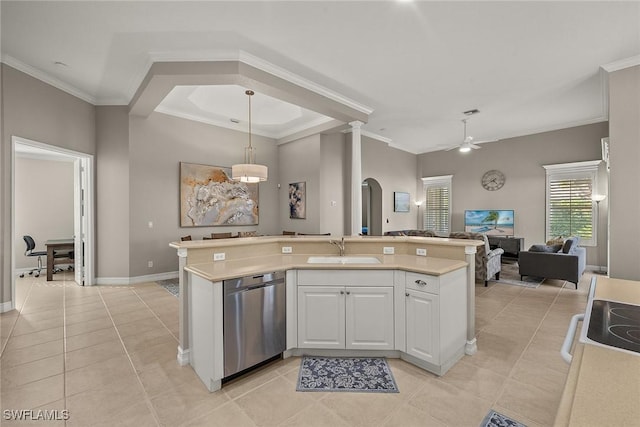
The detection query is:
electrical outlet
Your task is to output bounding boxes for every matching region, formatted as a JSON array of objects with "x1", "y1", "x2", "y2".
[
  {"x1": 383, "y1": 246, "x2": 395, "y2": 255},
  {"x1": 281, "y1": 246, "x2": 292, "y2": 254},
  {"x1": 148, "y1": 261, "x2": 153, "y2": 268},
  {"x1": 416, "y1": 248, "x2": 427, "y2": 256},
  {"x1": 213, "y1": 253, "x2": 226, "y2": 261}
]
